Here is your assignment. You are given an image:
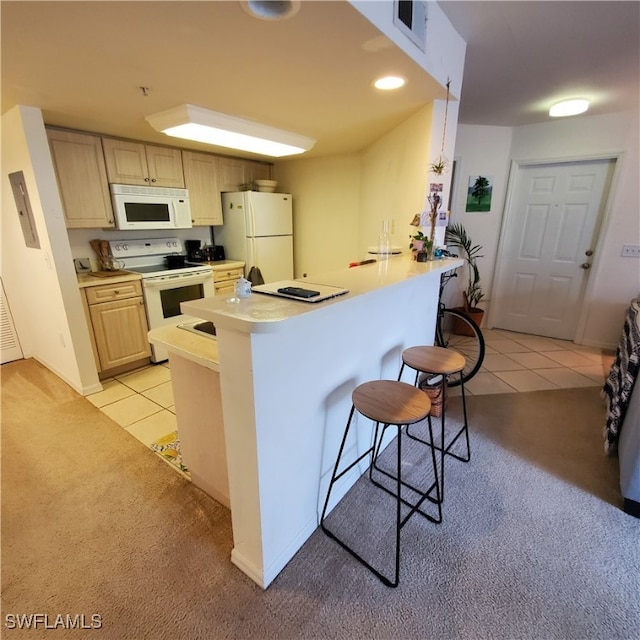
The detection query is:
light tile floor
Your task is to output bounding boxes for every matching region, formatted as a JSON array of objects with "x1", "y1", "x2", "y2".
[
  {"x1": 87, "y1": 361, "x2": 177, "y2": 451},
  {"x1": 458, "y1": 328, "x2": 615, "y2": 396},
  {"x1": 86, "y1": 329, "x2": 616, "y2": 469}
]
